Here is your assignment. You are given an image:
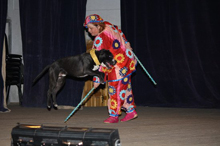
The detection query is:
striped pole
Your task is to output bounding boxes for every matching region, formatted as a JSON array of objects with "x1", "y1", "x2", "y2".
[
  {"x1": 64, "y1": 87, "x2": 95, "y2": 122},
  {"x1": 132, "y1": 51, "x2": 157, "y2": 85}
]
